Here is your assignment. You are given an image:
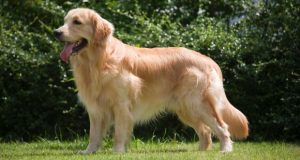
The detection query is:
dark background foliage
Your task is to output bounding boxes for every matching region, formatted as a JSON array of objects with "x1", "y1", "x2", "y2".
[{"x1": 0, "y1": 0, "x2": 299, "y2": 141}]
